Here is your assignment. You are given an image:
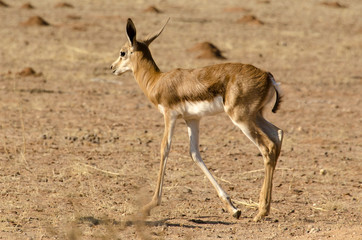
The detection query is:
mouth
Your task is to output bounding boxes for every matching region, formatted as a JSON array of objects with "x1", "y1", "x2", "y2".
[{"x1": 112, "y1": 70, "x2": 123, "y2": 76}]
